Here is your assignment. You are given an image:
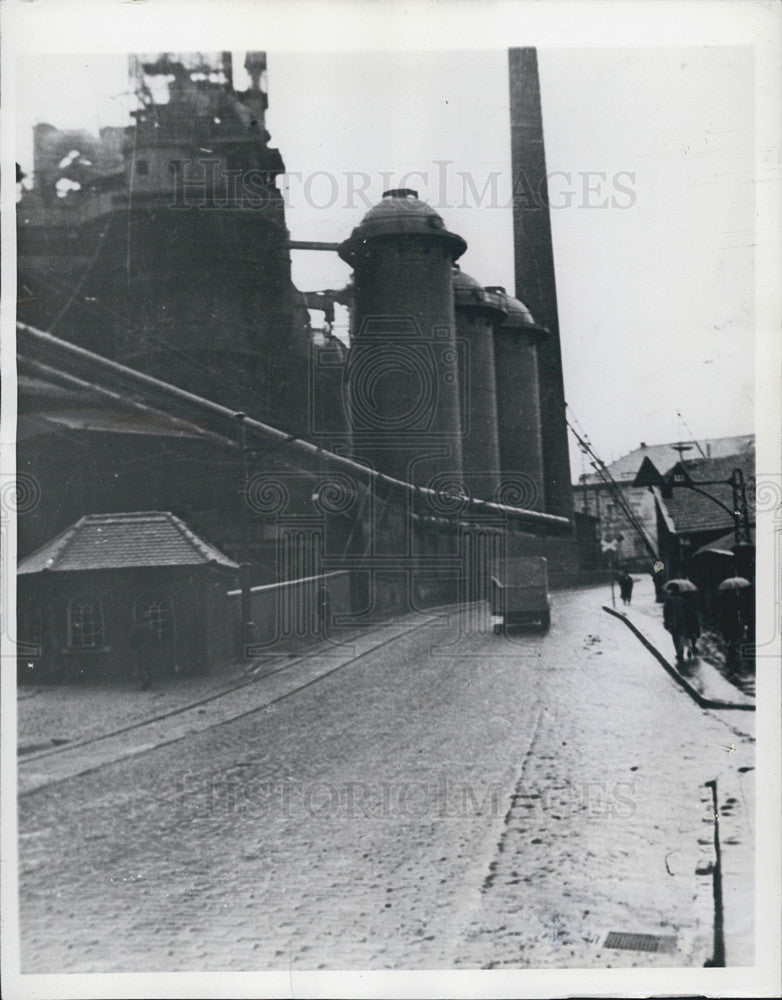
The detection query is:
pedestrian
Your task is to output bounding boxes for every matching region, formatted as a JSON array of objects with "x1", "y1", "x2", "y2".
[
  {"x1": 662, "y1": 583, "x2": 687, "y2": 664},
  {"x1": 613, "y1": 570, "x2": 623, "y2": 606},
  {"x1": 130, "y1": 614, "x2": 157, "y2": 690},
  {"x1": 718, "y1": 587, "x2": 744, "y2": 676},
  {"x1": 682, "y1": 590, "x2": 701, "y2": 660},
  {"x1": 619, "y1": 570, "x2": 634, "y2": 606}
]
